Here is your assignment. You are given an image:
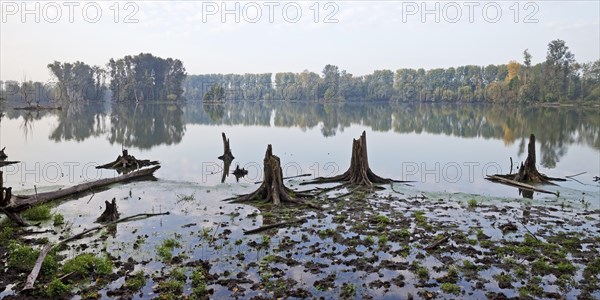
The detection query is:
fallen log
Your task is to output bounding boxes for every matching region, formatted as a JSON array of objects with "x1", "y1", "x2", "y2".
[
  {"x1": 22, "y1": 211, "x2": 169, "y2": 291},
  {"x1": 3, "y1": 166, "x2": 160, "y2": 213},
  {"x1": 243, "y1": 218, "x2": 306, "y2": 235},
  {"x1": 486, "y1": 175, "x2": 558, "y2": 196}
]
